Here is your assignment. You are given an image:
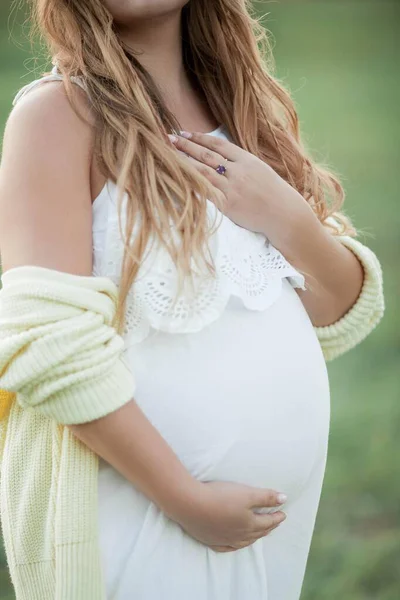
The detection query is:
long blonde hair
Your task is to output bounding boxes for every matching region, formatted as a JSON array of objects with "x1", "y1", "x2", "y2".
[{"x1": 30, "y1": 0, "x2": 355, "y2": 333}]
